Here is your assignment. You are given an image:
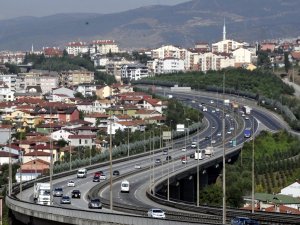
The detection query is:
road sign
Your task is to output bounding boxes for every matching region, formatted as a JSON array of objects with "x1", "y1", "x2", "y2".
[
  {"x1": 176, "y1": 124, "x2": 185, "y2": 132},
  {"x1": 162, "y1": 131, "x2": 172, "y2": 140}
]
